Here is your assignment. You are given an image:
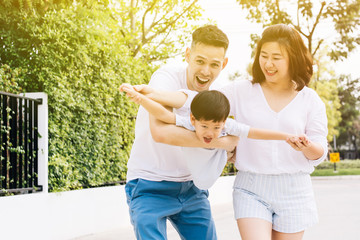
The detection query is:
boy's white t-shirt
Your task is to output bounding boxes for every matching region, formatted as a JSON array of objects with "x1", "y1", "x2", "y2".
[{"x1": 176, "y1": 89, "x2": 250, "y2": 190}]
